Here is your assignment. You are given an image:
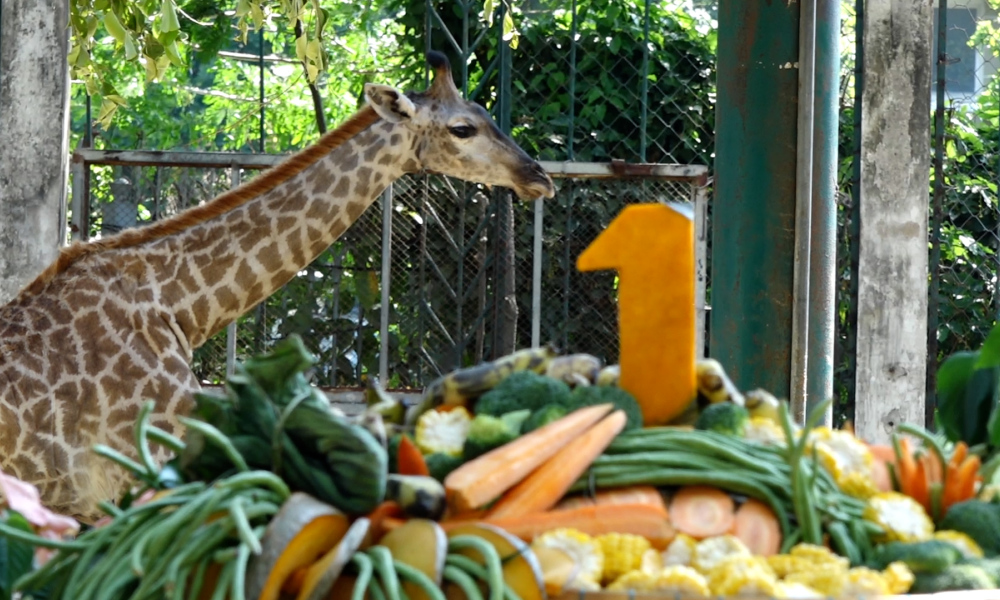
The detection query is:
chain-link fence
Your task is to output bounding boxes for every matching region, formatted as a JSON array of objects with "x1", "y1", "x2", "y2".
[
  {"x1": 70, "y1": 150, "x2": 709, "y2": 390},
  {"x1": 926, "y1": 0, "x2": 1000, "y2": 386}
]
